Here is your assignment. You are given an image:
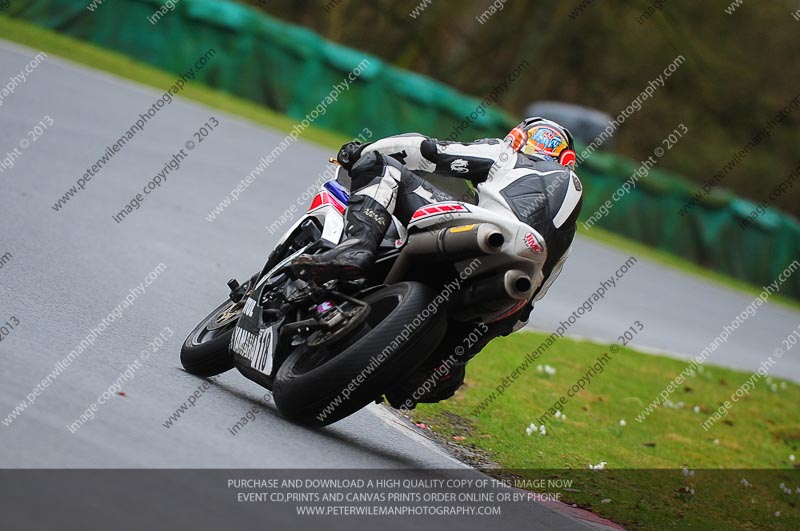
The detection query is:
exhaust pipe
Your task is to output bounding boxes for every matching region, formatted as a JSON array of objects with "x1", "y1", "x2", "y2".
[
  {"x1": 404, "y1": 223, "x2": 503, "y2": 260},
  {"x1": 504, "y1": 270, "x2": 534, "y2": 299},
  {"x1": 457, "y1": 269, "x2": 534, "y2": 307},
  {"x1": 385, "y1": 223, "x2": 503, "y2": 283}
]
